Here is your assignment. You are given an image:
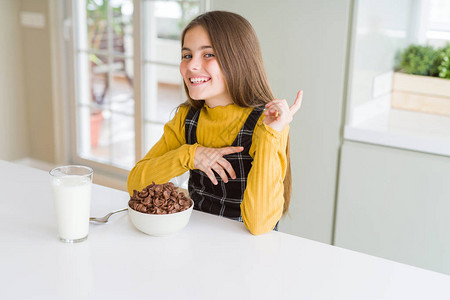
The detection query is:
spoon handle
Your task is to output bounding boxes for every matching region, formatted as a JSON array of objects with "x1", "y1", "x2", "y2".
[
  {"x1": 109, "y1": 207, "x2": 128, "y2": 216},
  {"x1": 90, "y1": 208, "x2": 128, "y2": 222}
]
